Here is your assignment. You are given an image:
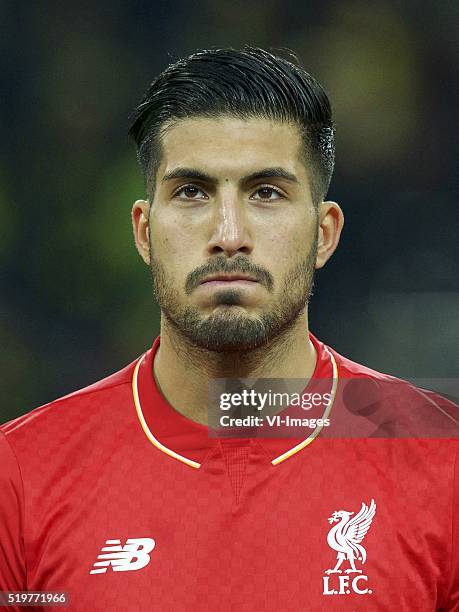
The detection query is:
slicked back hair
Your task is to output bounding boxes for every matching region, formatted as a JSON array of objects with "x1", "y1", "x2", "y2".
[{"x1": 128, "y1": 46, "x2": 335, "y2": 208}]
